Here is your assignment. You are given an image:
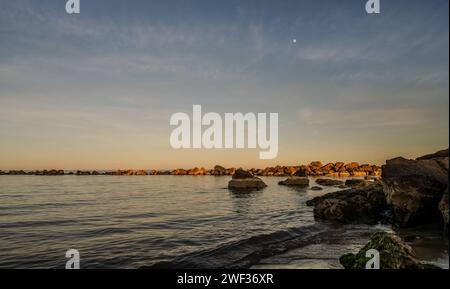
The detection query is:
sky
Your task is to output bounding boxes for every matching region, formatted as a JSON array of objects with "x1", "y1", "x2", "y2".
[{"x1": 0, "y1": 0, "x2": 448, "y2": 170}]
